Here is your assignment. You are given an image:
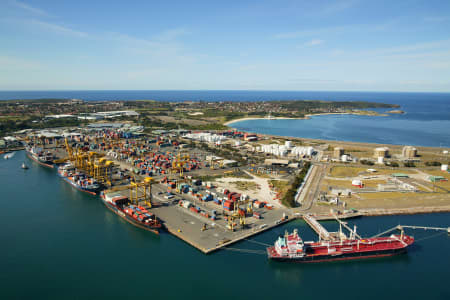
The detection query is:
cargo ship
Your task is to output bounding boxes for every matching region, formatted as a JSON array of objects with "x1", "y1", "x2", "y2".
[
  {"x1": 25, "y1": 147, "x2": 54, "y2": 168},
  {"x1": 267, "y1": 217, "x2": 414, "y2": 263},
  {"x1": 101, "y1": 191, "x2": 162, "y2": 235},
  {"x1": 57, "y1": 163, "x2": 101, "y2": 195}
]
